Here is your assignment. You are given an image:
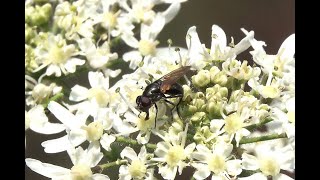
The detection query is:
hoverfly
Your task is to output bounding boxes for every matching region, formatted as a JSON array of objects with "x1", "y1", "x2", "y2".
[{"x1": 136, "y1": 66, "x2": 192, "y2": 121}]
